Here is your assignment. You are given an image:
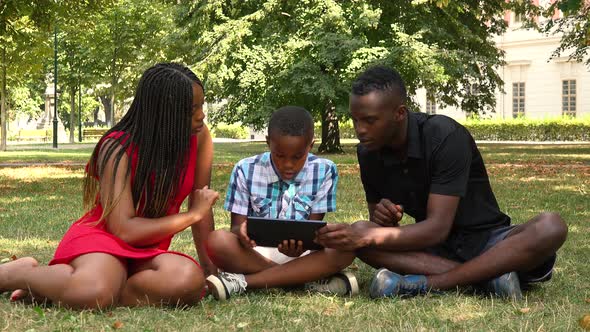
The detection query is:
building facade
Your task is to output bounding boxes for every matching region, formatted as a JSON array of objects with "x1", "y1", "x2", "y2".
[{"x1": 417, "y1": 7, "x2": 590, "y2": 120}]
